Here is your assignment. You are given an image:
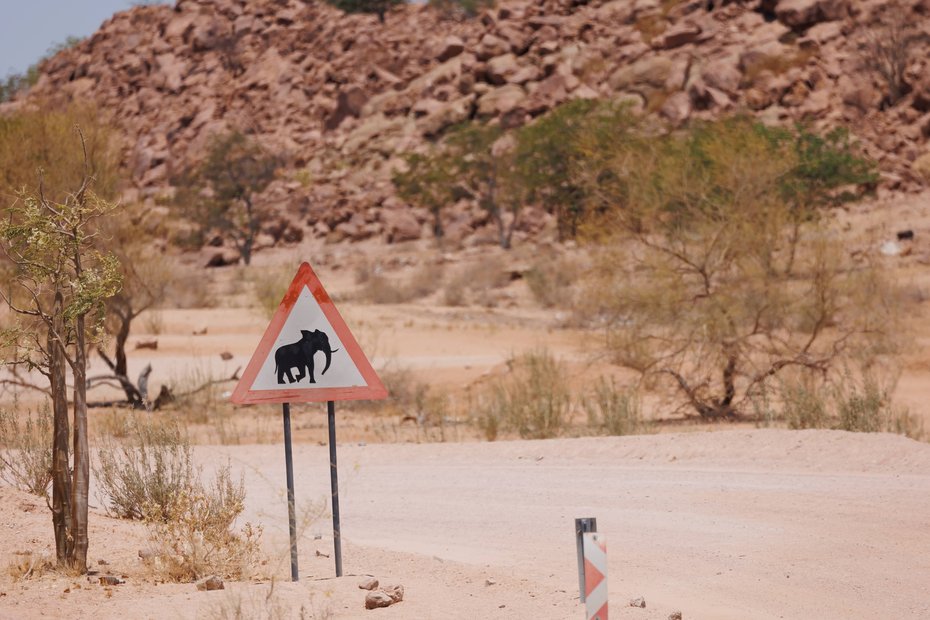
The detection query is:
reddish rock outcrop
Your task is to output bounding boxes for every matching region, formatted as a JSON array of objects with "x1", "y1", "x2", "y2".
[{"x1": 5, "y1": 0, "x2": 930, "y2": 255}]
